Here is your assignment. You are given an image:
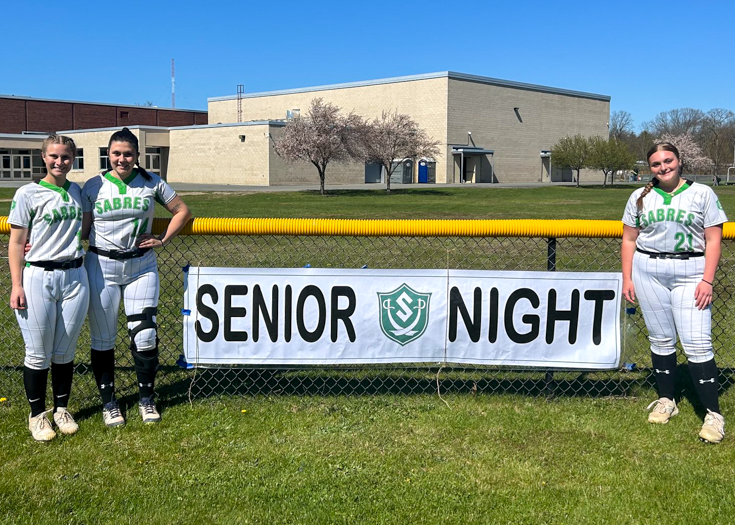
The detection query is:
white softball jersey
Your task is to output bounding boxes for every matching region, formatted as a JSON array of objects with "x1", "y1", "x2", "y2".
[
  {"x1": 82, "y1": 169, "x2": 173, "y2": 351},
  {"x1": 8, "y1": 180, "x2": 85, "y2": 262},
  {"x1": 82, "y1": 170, "x2": 177, "y2": 251},
  {"x1": 622, "y1": 181, "x2": 727, "y2": 253},
  {"x1": 9, "y1": 181, "x2": 89, "y2": 369},
  {"x1": 623, "y1": 181, "x2": 727, "y2": 363}
]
